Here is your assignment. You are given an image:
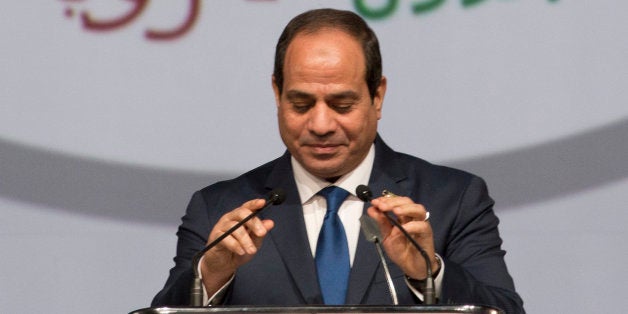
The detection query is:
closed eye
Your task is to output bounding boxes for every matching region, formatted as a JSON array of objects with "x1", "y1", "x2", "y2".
[
  {"x1": 330, "y1": 101, "x2": 355, "y2": 113},
  {"x1": 292, "y1": 101, "x2": 313, "y2": 113},
  {"x1": 285, "y1": 90, "x2": 315, "y2": 113}
]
